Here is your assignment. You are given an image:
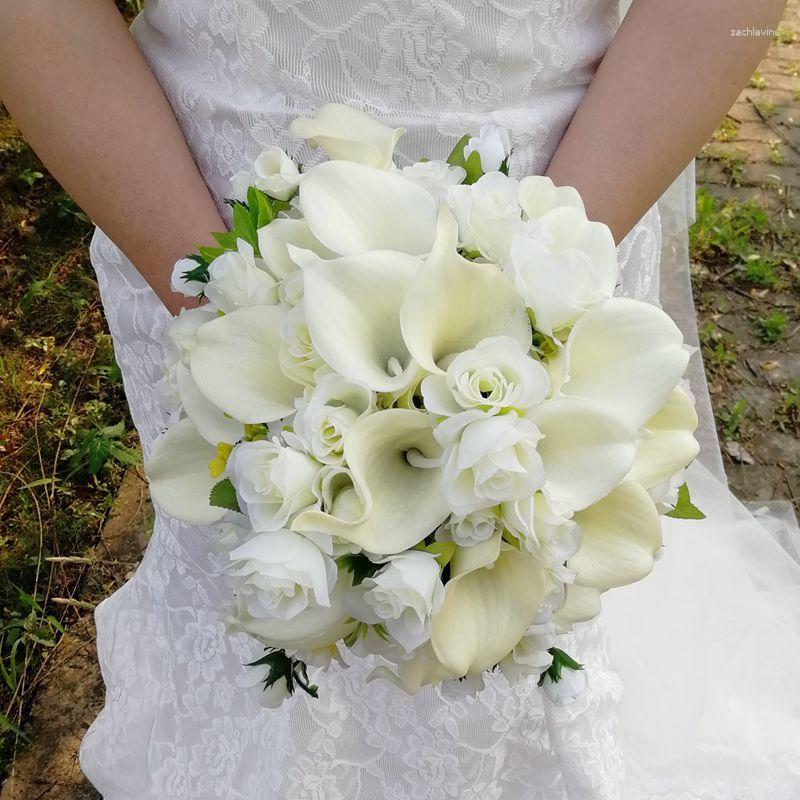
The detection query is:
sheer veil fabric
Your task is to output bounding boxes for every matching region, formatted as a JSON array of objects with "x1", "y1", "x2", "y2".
[{"x1": 80, "y1": 1, "x2": 800, "y2": 797}]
